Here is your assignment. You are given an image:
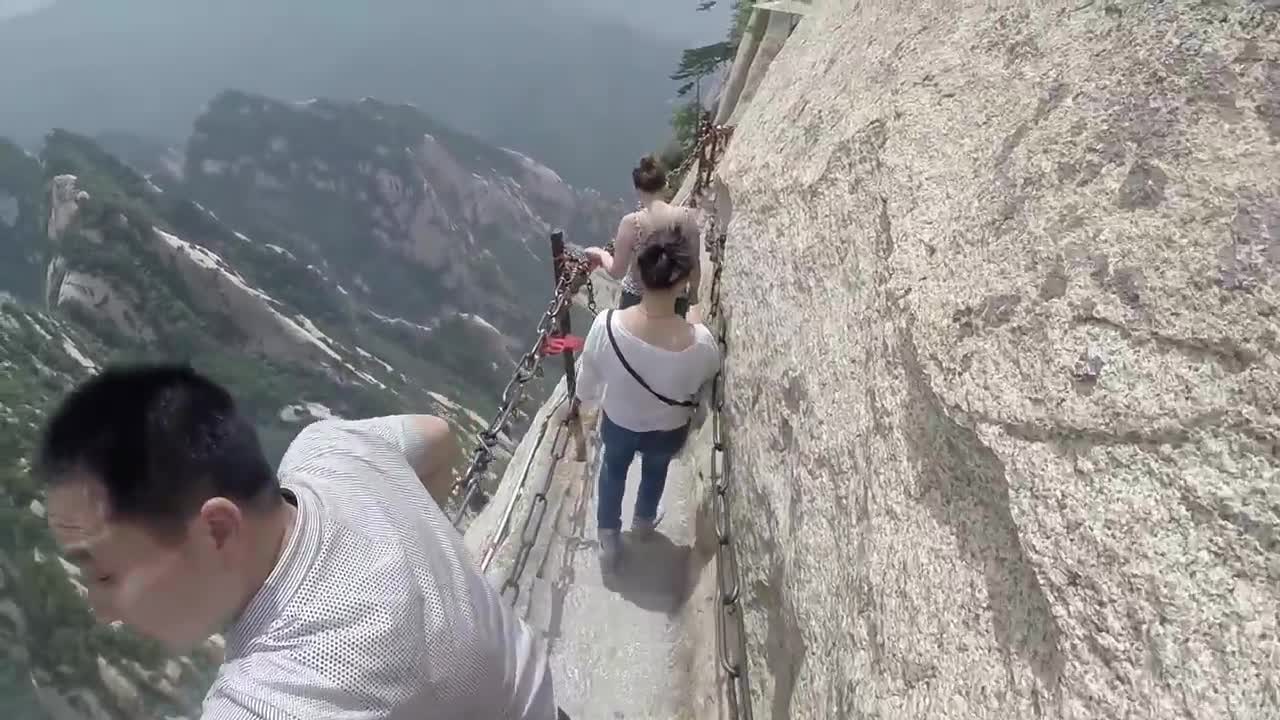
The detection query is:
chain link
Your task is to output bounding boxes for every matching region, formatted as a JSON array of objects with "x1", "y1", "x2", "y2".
[
  {"x1": 686, "y1": 114, "x2": 753, "y2": 720},
  {"x1": 465, "y1": 240, "x2": 598, "y2": 604},
  {"x1": 704, "y1": 228, "x2": 752, "y2": 720},
  {"x1": 583, "y1": 274, "x2": 598, "y2": 315},
  {"x1": 563, "y1": 244, "x2": 599, "y2": 315},
  {"x1": 669, "y1": 137, "x2": 702, "y2": 185},
  {"x1": 449, "y1": 256, "x2": 592, "y2": 527},
  {"x1": 498, "y1": 400, "x2": 575, "y2": 603}
]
